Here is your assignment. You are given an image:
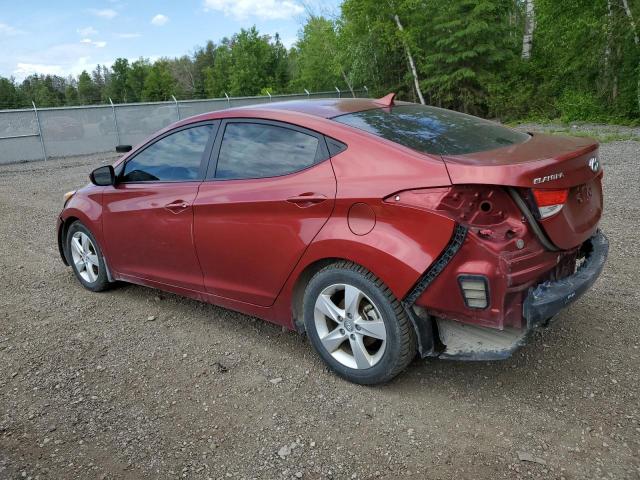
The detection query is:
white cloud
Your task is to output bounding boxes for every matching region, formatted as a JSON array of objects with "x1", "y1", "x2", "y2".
[
  {"x1": 14, "y1": 63, "x2": 65, "y2": 77},
  {"x1": 151, "y1": 14, "x2": 169, "y2": 26},
  {"x1": 77, "y1": 26, "x2": 98, "y2": 36},
  {"x1": 80, "y1": 38, "x2": 107, "y2": 48},
  {"x1": 0, "y1": 22, "x2": 25, "y2": 36},
  {"x1": 114, "y1": 32, "x2": 142, "y2": 39},
  {"x1": 89, "y1": 8, "x2": 118, "y2": 19},
  {"x1": 10, "y1": 43, "x2": 112, "y2": 80},
  {"x1": 203, "y1": 0, "x2": 304, "y2": 20}
]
